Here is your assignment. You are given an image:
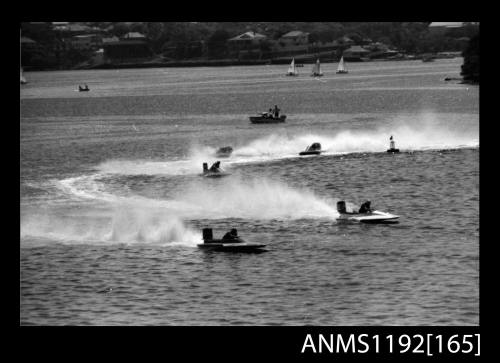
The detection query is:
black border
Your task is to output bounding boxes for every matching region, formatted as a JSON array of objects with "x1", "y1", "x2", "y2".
[{"x1": 15, "y1": 13, "x2": 487, "y2": 362}]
